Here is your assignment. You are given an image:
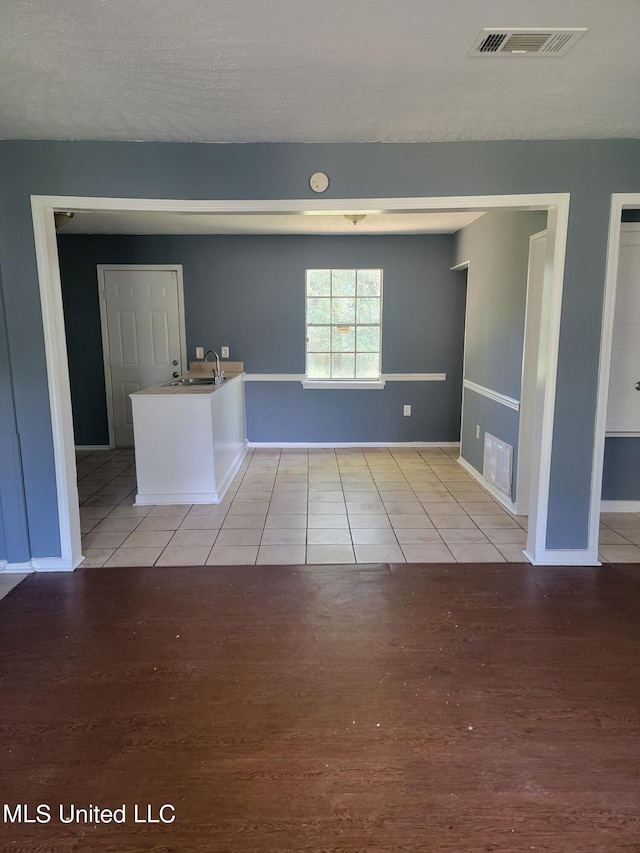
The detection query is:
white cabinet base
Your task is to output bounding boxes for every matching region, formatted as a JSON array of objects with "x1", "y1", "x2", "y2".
[
  {"x1": 131, "y1": 374, "x2": 247, "y2": 505},
  {"x1": 134, "y1": 443, "x2": 247, "y2": 505}
]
